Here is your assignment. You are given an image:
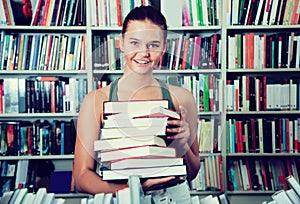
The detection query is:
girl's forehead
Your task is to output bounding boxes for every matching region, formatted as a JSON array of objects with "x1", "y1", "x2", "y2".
[{"x1": 124, "y1": 20, "x2": 165, "y2": 37}]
